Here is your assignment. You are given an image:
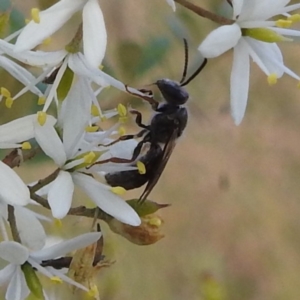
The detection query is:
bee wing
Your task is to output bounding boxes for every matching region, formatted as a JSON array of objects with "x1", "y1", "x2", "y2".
[{"x1": 139, "y1": 129, "x2": 178, "y2": 203}]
